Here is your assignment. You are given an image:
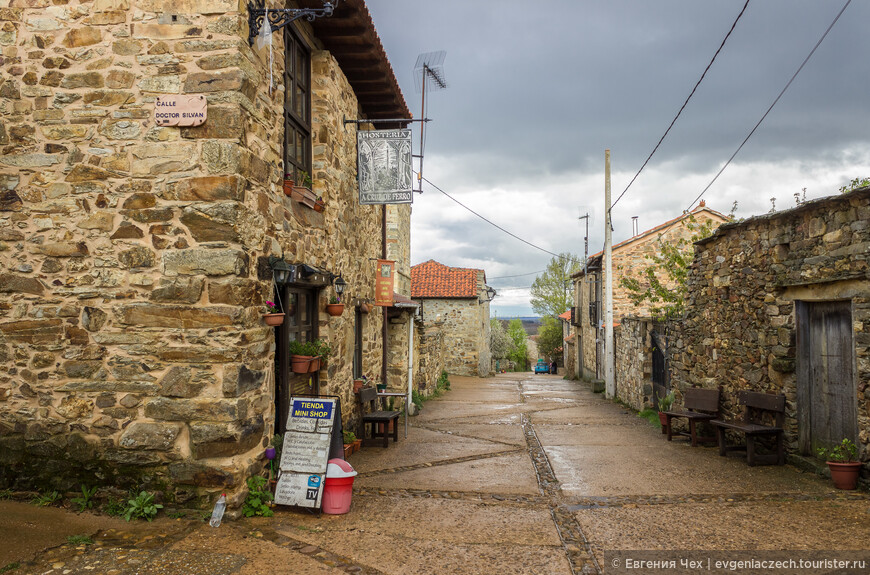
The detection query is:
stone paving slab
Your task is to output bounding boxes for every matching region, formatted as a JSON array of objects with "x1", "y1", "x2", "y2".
[
  {"x1": 420, "y1": 422, "x2": 528, "y2": 447},
  {"x1": 546, "y1": 444, "x2": 832, "y2": 497},
  {"x1": 355, "y1": 451, "x2": 541, "y2": 495},
  {"x1": 415, "y1": 400, "x2": 526, "y2": 423},
  {"x1": 535, "y1": 422, "x2": 663, "y2": 447},
  {"x1": 573, "y1": 499, "x2": 870, "y2": 567},
  {"x1": 529, "y1": 404, "x2": 635, "y2": 425},
  {"x1": 348, "y1": 426, "x2": 519, "y2": 473},
  {"x1": 275, "y1": 495, "x2": 571, "y2": 575}
]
